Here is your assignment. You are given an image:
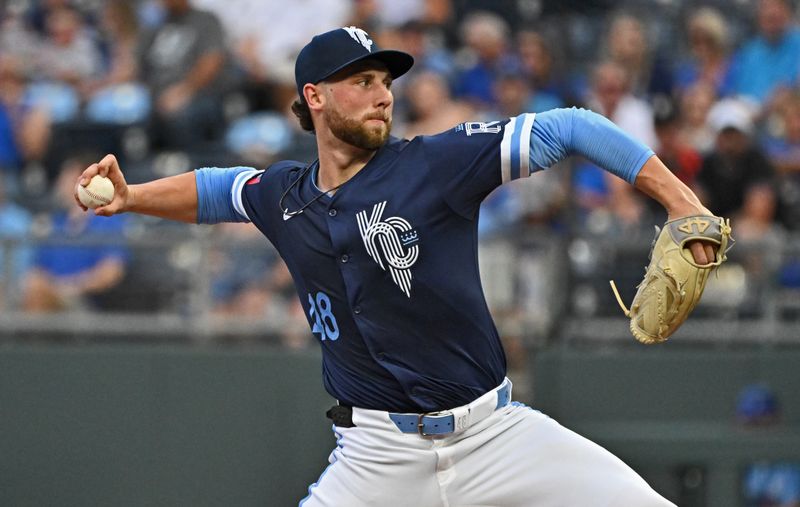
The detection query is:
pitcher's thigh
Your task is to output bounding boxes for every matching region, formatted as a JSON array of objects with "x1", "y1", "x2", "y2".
[
  {"x1": 450, "y1": 406, "x2": 675, "y2": 507},
  {"x1": 299, "y1": 433, "x2": 443, "y2": 507}
]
